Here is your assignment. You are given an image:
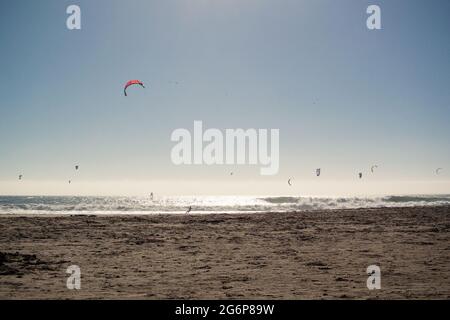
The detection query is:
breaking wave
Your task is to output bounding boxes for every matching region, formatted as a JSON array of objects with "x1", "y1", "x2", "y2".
[{"x1": 0, "y1": 194, "x2": 449, "y2": 215}]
